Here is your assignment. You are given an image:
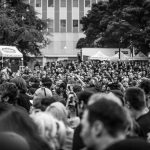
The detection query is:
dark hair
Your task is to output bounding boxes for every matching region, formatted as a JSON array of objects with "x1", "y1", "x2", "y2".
[
  {"x1": 0, "y1": 107, "x2": 51, "y2": 150},
  {"x1": 11, "y1": 77, "x2": 27, "y2": 93},
  {"x1": 40, "y1": 97, "x2": 56, "y2": 111},
  {"x1": 0, "y1": 132, "x2": 30, "y2": 150},
  {"x1": 42, "y1": 77, "x2": 52, "y2": 88},
  {"x1": 87, "y1": 99, "x2": 129, "y2": 137},
  {"x1": 29, "y1": 77, "x2": 40, "y2": 89},
  {"x1": 125, "y1": 87, "x2": 146, "y2": 111},
  {"x1": 139, "y1": 78, "x2": 150, "y2": 95},
  {"x1": 77, "y1": 90, "x2": 94, "y2": 105},
  {"x1": 73, "y1": 85, "x2": 82, "y2": 93},
  {"x1": 0, "y1": 82, "x2": 18, "y2": 105}
]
